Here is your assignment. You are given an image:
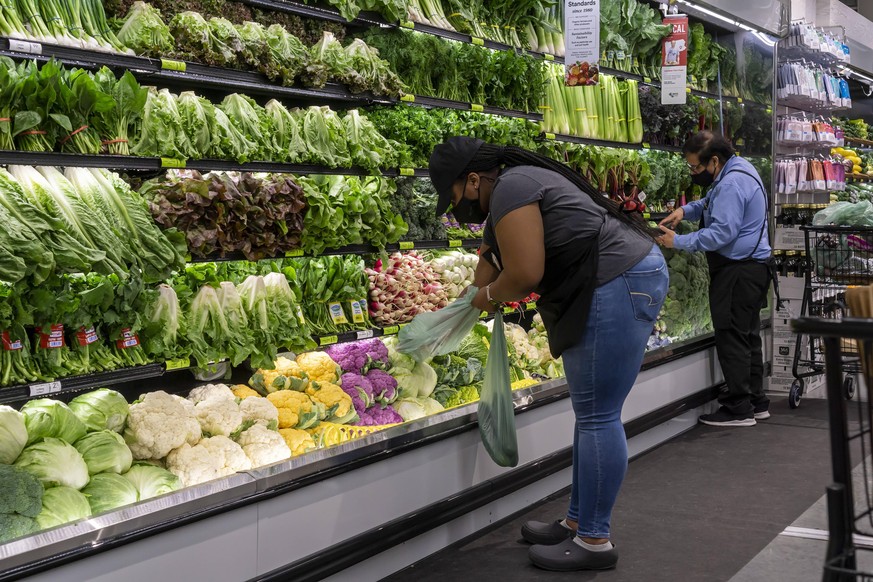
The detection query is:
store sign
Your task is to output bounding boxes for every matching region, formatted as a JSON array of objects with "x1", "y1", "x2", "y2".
[
  {"x1": 563, "y1": 0, "x2": 600, "y2": 86},
  {"x1": 661, "y1": 16, "x2": 689, "y2": 105}
]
